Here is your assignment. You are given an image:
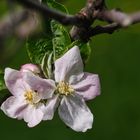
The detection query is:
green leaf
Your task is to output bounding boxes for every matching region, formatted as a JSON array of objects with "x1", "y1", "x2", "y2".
[
  {"x1": 26, "y1": 0, "x2": 71, "y2": 71},
  {"x1": 43, "y1": 1, "x2": 91, "y2": 63},
  {"x1": 43, "y1": 0, "x2": 71, "y2": 60},
  {"x1": 0, "y1": 70, "x2": 6, "y2": 91},
  {"x1": 41, "y1": 52, "x2": 53, "y2": 78},
  {"x1": 80, "y1": 42, "x2": 91, "y2": 64},
  {"x1": 43, "y1": 0, "x2": 69, "y2": 14},
  {"x1": 51, "y1": 20, "x2": 71, "y2": 60},
  {"x1": 26, "y1": 38, "x2": 52, "y2": 64}
]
